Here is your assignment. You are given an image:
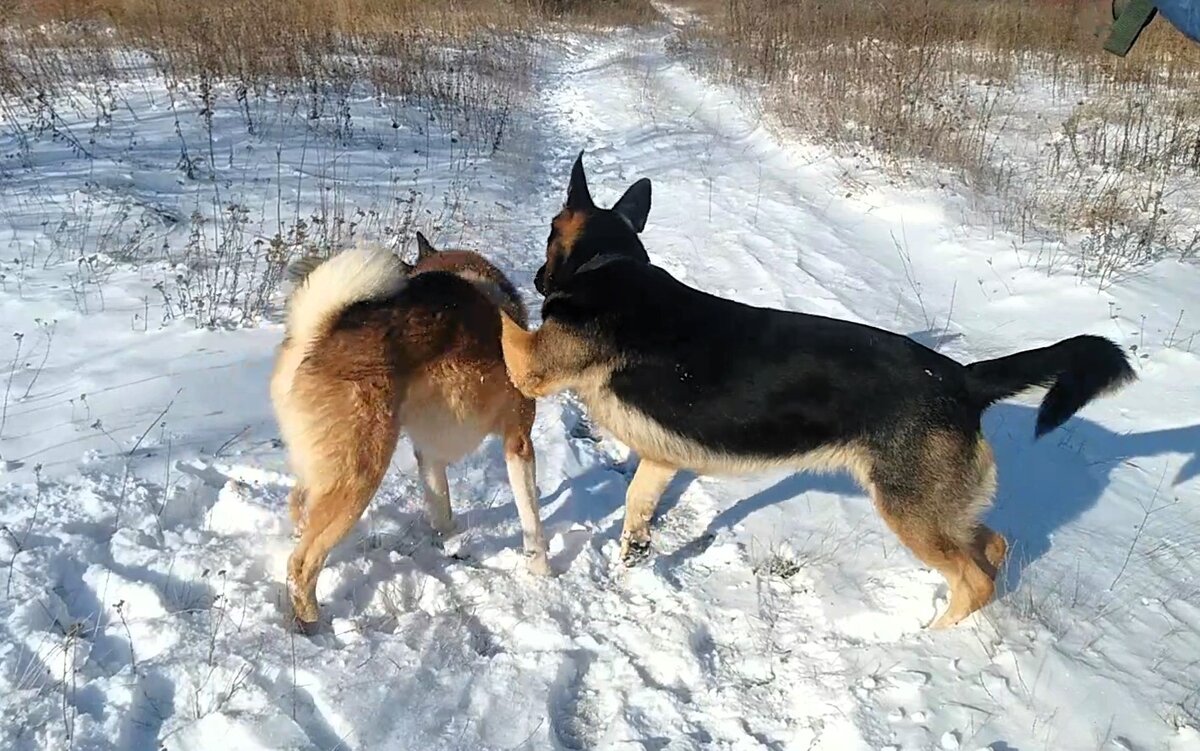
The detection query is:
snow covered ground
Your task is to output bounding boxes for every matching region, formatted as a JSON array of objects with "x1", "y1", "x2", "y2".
[{"x1": 2, "y1": 13, "x2": 1199, "y2": 751}]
